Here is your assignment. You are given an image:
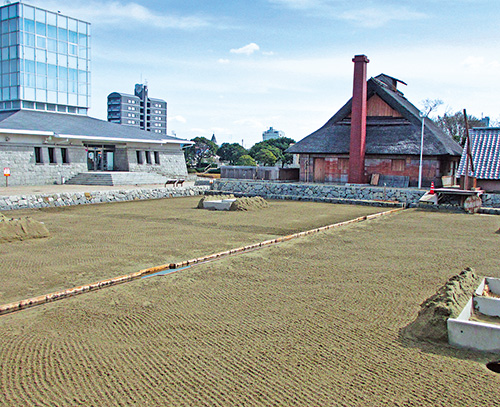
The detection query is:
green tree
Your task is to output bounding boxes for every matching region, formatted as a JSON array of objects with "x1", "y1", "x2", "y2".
[
  {"x1": 217, "y1": 143, "x2": 248, "y2": 165},
  {"x1": 235, "y1": 154, "x2": 257, "y2": 166},
  {"x1": 254, "y1": 147, "x2": 279, "y2": 166},
  {"x1": 184, "y1": 137, "x2": 218, "y2": 169},
  {"x1": 249, "y1": 137, "x2": 295, "y2": 167},
  {"x1": 434, "y1": 110, "x2": 484, "y2": 145}
]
